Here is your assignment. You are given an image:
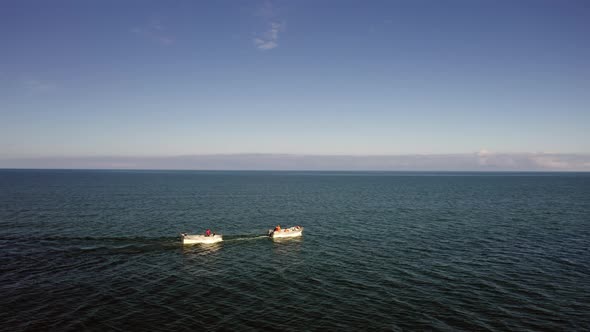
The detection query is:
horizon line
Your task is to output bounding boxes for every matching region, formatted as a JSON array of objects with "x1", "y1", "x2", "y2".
[
  {"x1": 1, "y1": 152, "x2": 590, "y2": 171},
  {"x1": 1, "y1": 168, "x2": 589, "y2": 173},
  {"x1": 4, "y1": 151, "x2": 590, "y2": 158}
]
